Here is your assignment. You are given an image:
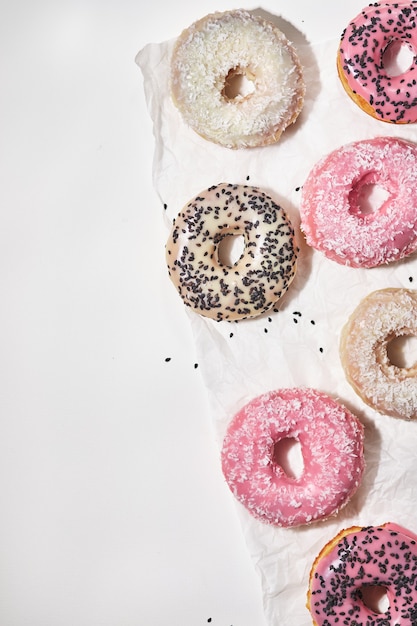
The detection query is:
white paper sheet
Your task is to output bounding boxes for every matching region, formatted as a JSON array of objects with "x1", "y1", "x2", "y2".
[{"x1": 136, "y1": 24, "x2": 417, "y2": 625}]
